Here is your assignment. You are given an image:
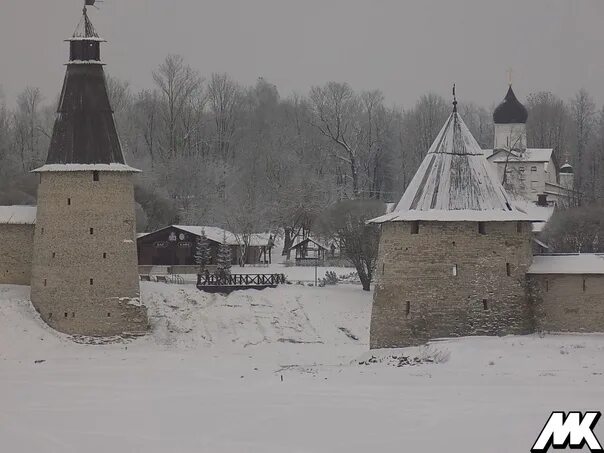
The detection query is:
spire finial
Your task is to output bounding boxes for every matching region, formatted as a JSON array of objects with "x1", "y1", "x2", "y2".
[
  {"x1": 452, "y1": 83, "x2": 458, "y2": 113},
  {"x1": 507, "y1": 67, "x2": 513, "y2": 86}
]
